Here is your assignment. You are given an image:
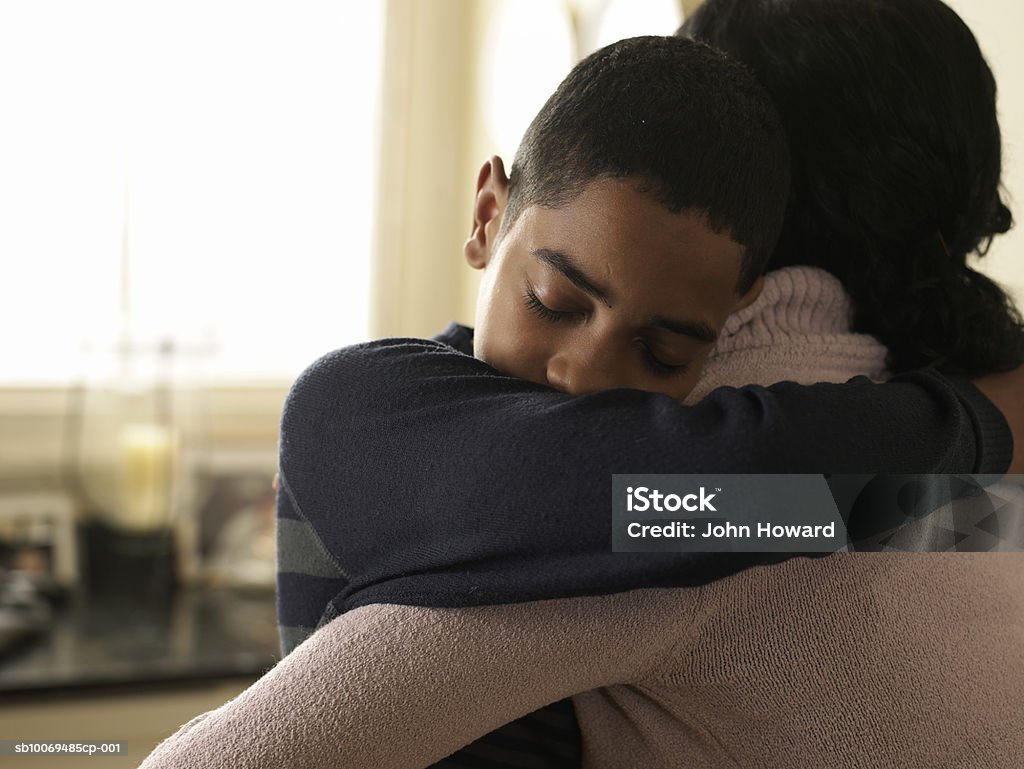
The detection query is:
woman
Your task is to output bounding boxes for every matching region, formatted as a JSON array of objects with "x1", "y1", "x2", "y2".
[
  {"x1": 681, "y1": 0, "x2": 1023, "y2": 380},
  {"x1": 139, "y1": 3, "x2": 1024, "y2": 767}
]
